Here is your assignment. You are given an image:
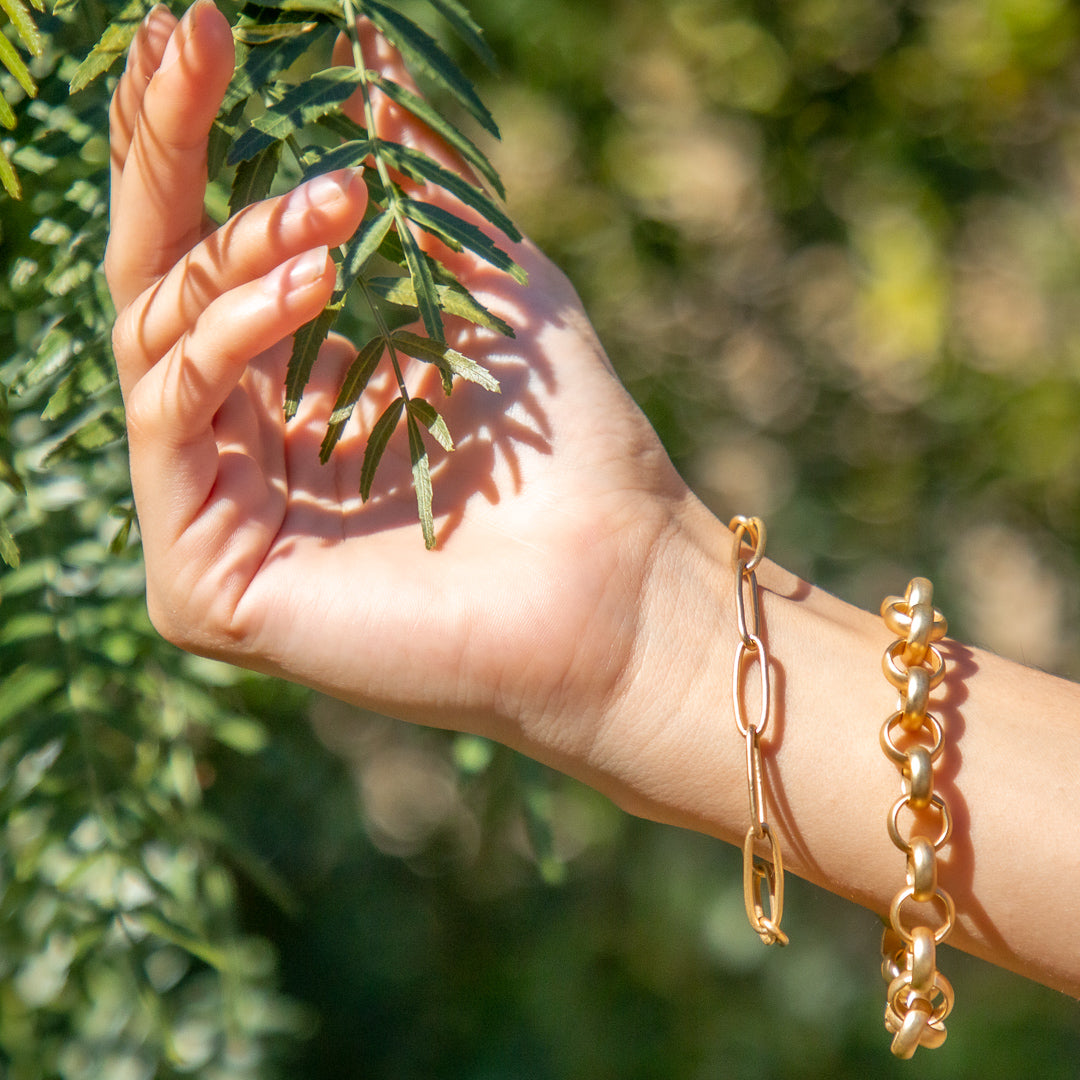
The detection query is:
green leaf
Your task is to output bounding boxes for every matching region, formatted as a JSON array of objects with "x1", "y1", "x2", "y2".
[
  {"x1": 68, "y1": 0, "x2": 147, "y2": 92},
  {"x1": 301, "y1": 138, "x2": 371, "y2": 179},
  {"x1": 377, "y1": 139, "x2": 520, "y2": 242},
  {"x1": 13, "y1": 319, "x2": 78, "y2": 393},
  {"x1": 229, "y1": 140, "x2": 282, "y2": 216},
  {"x1": 395, "y1": 214, "x2": 445, "y2": 342},
  {"x1": 42, "y1": 349, "x2": 113, "y2": 422},
  {"x1": 319, "y1": 335, "x2": 385, "y2": 462},
  {"x1": 11, "y1": 140, "x2": 56, "y2": 174},
  {"x1": 426, "y1": 0, "x2": 497, "y2": 69},
  {"x1": 400, "y1": 198, "x2": 528, "y2": 284},
  {"x1": 0, "y1": 30, "x2": 36, "y2": 98},
  {"x1": 208, "y1": 99, "x2": 245, "y2": 178},
  {"x1": 108, "y1": 504, "x2": 138, "y2": 554},
  {"x1": 284, "y1": 302, "x2": 341, "y2": 419},
  {"x1": 315, "y1": 111, "x2": 369, "y2": 142},
  {"x1": 239, "y1": 0, "x2": 342, "y2": 14},
  {"x1": 369, "y1": 276, "x2": 514, "y2": 337},
  {"x1": 406, "y1": 397, "x2": 454, "y2": 452},
  {"x1": 0, "y1": 0, "x2": 43, "y2": 56},
  {"x1": 222, "y1": 26, "x2": 328, "y2": 113},
  {"x1": 336, "y1": 207, "x2": 394, "y2": 297},
  {"x1": 227, "y1": 67, "x2": 363, "y2": 166},
  {"x1": 0, "y1": 666, "x2": 63, "y2": 726},
  {"x1": 0, "y1": 144, "x2": 22, "y2": 198},
  {"x1": 233, "y1": 20, "x2": 318, "y2": 45},
  {"x1": 0, "y1": 518, "x2": 19, "y2": 569},
  {"x1": 43, "y1": 407, "x2": 126, "y2": 465},
  {"x1": 0, "y1": 611, "x2": 54, "y2": 646},
  {"x1": 372, "y1": 75, "x2": 503, "y2": 197},
  {"x1": 361, "y1": 0, "x2": 498, "y2": 138},
  {"x1": 391, "y1": 330, "x2": 500, "y2": 393},
  {"x1": 406, "y1": 408, "x2": 436, "y2": 549},
  {"x1": 359, "y1": 396, "x2": 404, "y2": 501}
]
